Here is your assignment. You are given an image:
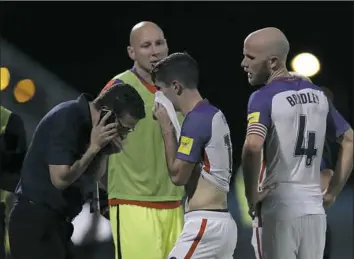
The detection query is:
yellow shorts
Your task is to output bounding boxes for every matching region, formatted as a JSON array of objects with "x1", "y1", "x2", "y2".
[
  {"x1": 110, "y1": 204, "x2": 183, "y2": 259},
  {"x1": 0, "y1": 191, "x2": 10, "y2": 254}
]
